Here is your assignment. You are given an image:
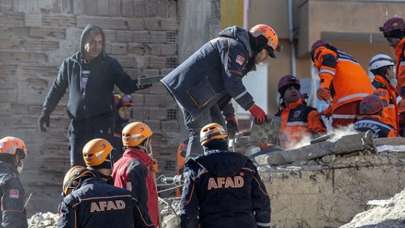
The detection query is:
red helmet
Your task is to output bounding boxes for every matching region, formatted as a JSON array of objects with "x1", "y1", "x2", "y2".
[
  {"x1": 359, "y1": 95, "x2": 384, "y2": 115},
  {"x1": 380, "y1": 17, "x2": 405, "y2": 38},
  {"x1": 278, "y1": 75, "x2": 300, "y2": 95}
]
